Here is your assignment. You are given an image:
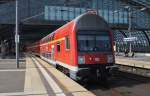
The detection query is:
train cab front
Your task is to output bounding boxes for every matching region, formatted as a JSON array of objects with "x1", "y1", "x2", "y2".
[
  {"x1": 73, "y1": 13, "x2": 116, "y2": 81},
  {"x1": 76, "y1": 31, "x2": 115, "y2": 81}
]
